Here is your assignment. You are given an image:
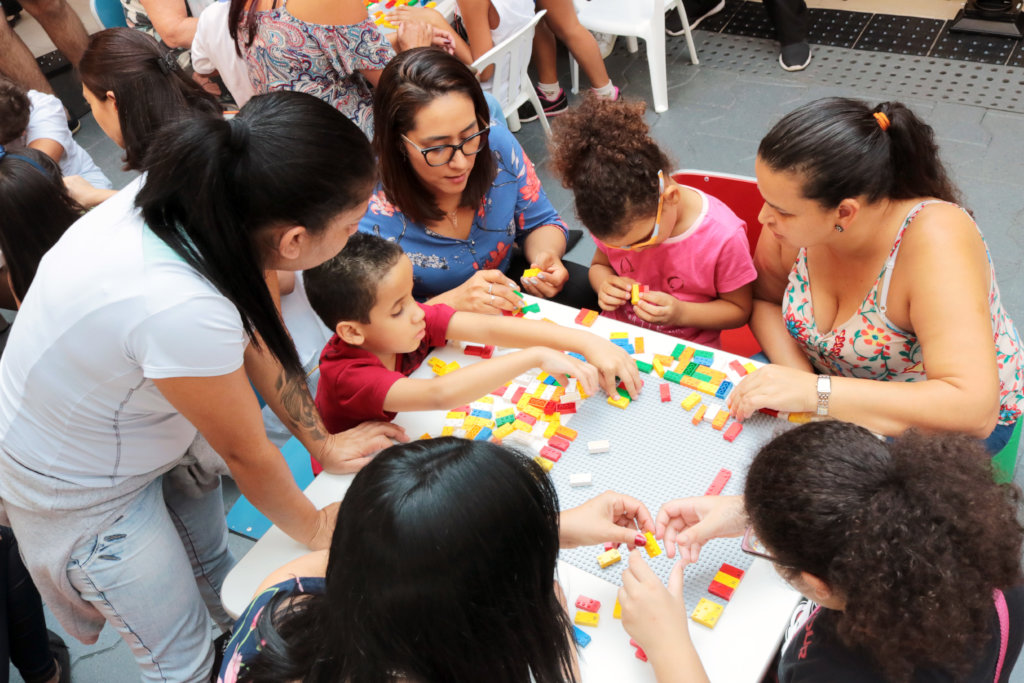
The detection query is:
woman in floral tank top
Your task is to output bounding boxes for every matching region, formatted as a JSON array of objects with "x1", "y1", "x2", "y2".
[{"x1": 728, "y1": 97, "x2": 1022, "y2": 454}]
